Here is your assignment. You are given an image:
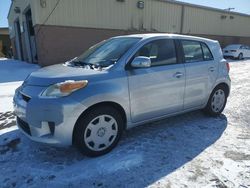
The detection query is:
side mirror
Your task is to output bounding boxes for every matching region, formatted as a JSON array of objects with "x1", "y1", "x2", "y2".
[{"x1": 131, "y1": 56, "x2": 151, "y2": 68}]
